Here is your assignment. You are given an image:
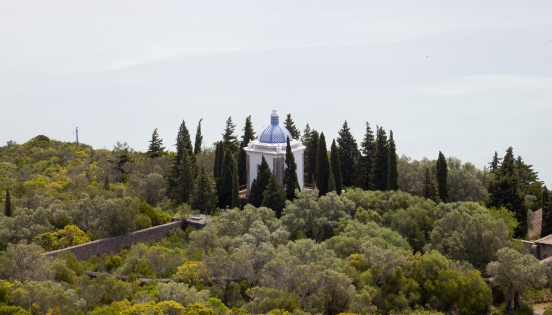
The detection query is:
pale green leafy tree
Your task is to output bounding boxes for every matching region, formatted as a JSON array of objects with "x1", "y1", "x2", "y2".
[{"x1": 486, "y1": 247, "x2": 546, "y2": 312}]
